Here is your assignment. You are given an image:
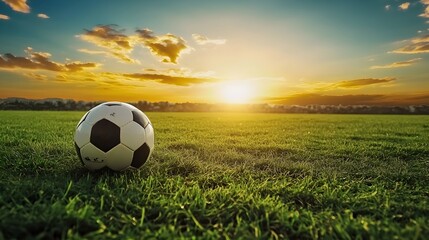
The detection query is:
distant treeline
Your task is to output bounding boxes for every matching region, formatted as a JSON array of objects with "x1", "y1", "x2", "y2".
[{"x1": 1, "y1": 98, "x2": 429, "y2": 114}]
